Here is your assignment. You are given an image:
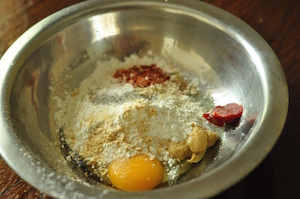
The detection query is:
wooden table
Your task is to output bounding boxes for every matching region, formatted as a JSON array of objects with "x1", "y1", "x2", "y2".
[{"x1": 1, "y1": 0, "x2": 299, "y2": 198}]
